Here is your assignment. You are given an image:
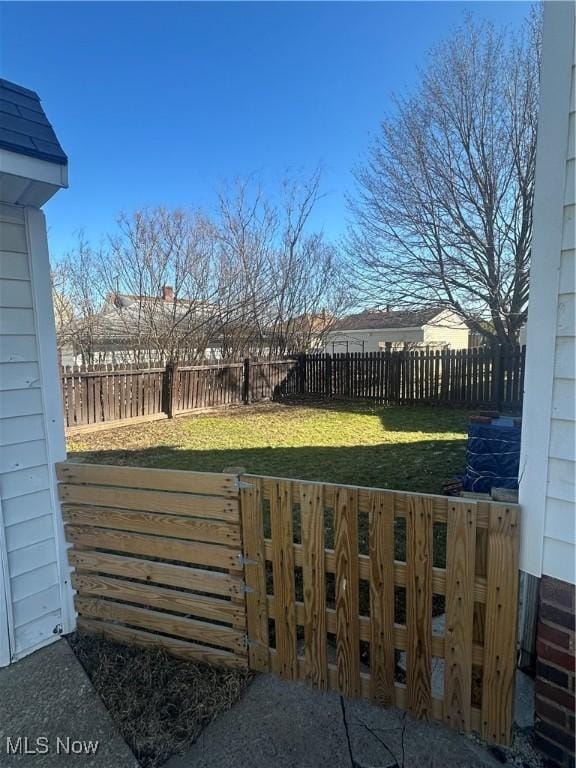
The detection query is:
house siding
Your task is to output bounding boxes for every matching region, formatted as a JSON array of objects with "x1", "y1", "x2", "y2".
[
  {"x1": 422, "y1": 319, "x2": 469, "y2": 349},
  {"x1": 324, "y1": 310, "x2": 469, "y2": 353},
  {"x1": 519, "y1": 2, "x2": 576, "y2": 586},
  {"x1": 543, "y1": 55, "x2": 576, "y2": 585},
  {"x1": 0, "y1": 202, "x2": 68, "y2": 662},
  {"x1": 325, "y1": 327, "x2": 424, "y2": 353}
]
